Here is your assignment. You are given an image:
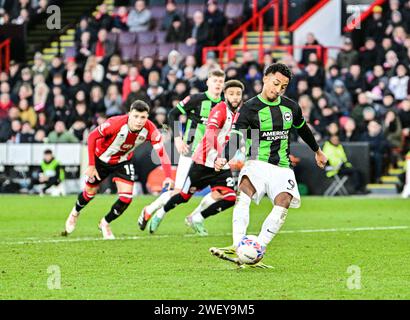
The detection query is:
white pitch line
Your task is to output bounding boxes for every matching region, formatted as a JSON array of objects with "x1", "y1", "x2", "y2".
[{"x1": 1, "y1": 226, "x2": 408, "y2": 246}]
